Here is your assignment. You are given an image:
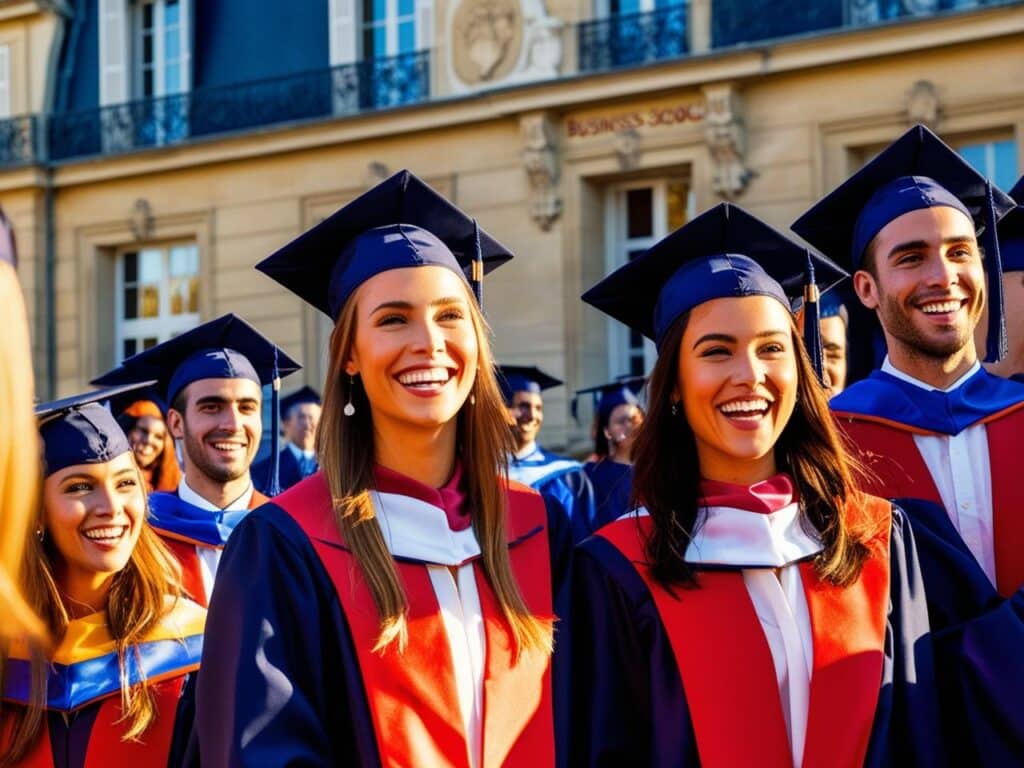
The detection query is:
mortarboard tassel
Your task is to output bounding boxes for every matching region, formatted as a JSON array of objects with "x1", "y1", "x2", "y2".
[
  {"x1": 267, "y1": 347, "x2": 282, "y2": 497},
  {"x1": 982, "y1": 180, "x2": 1008, "y2": 363},
  {"x1": 802, "y1": 253, "x2": 826, "y2": 385},
  {"x1": 471, "y1": 218, "x2": 484, "y2": 308}
]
